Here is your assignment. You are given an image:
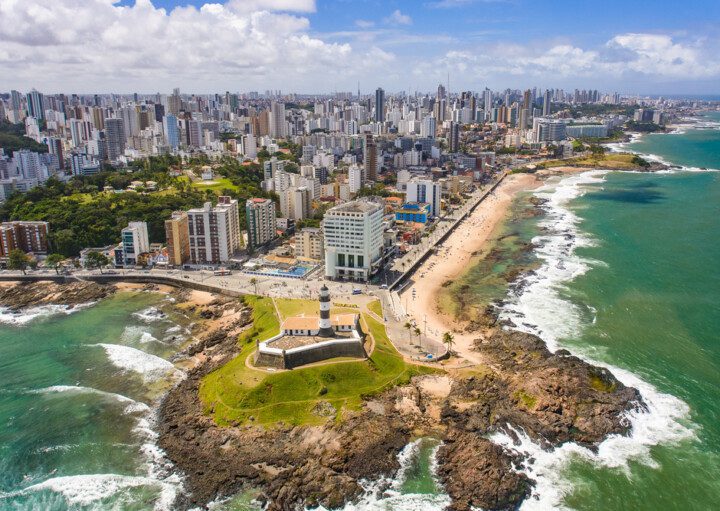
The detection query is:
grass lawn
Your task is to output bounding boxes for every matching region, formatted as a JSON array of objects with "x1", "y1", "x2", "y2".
[
  {"x1": 367, "y1": 299, "x2": 383, "y2": 318},
  {"x1": 190, "y1": 176, "x2": 239, "y2": 192},
  {"x1": 199, "y1": 297, "x2": 436, "y2": 427},
  {"x1": 274, "y1": 298, "x2": 360, "y2": 321}
]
